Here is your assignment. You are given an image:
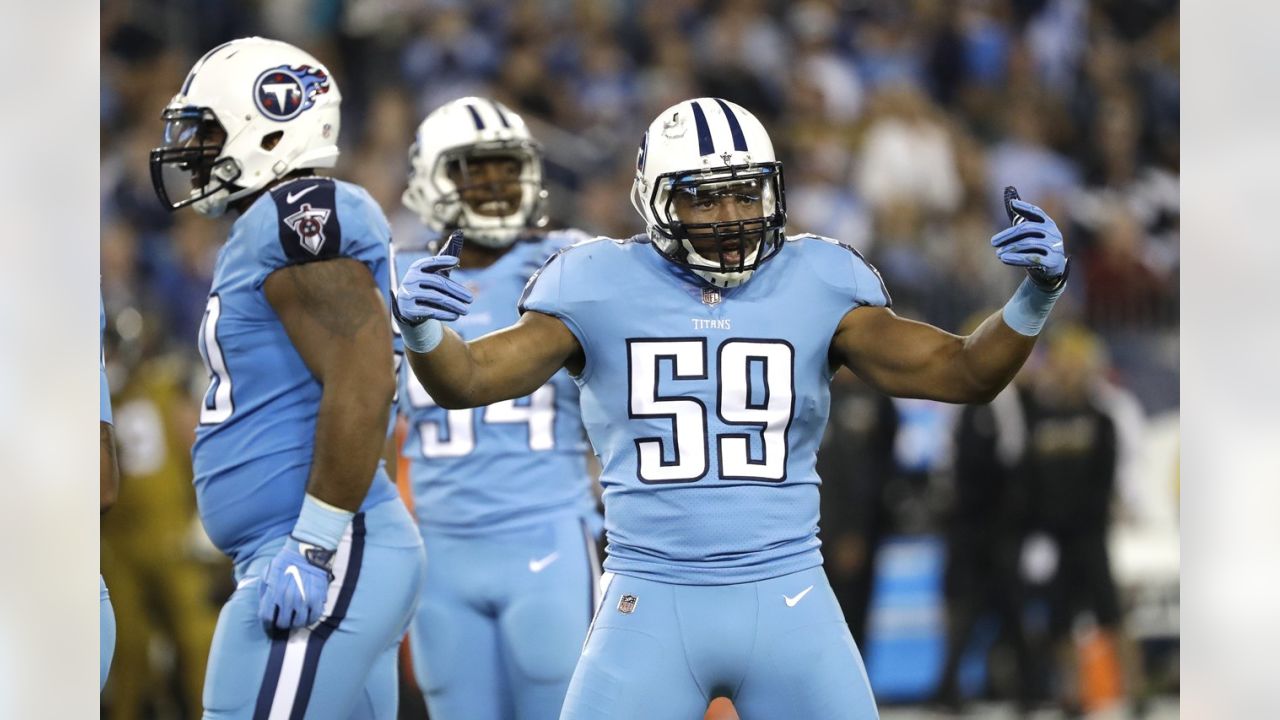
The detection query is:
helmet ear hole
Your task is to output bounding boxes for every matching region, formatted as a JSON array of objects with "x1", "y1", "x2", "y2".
[{"x1": 260, "y1": 131, "x2": 283, "y2": 151}]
